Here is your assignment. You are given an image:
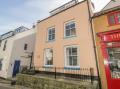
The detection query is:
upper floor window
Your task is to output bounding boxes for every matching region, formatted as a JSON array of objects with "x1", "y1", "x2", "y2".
[
  {"x1": 108, "y1": 12, "x2": 120, "y2": 26},
  {"x1": 3, "y1": 40, "x2": 7, "y2": 51},
  {"x1": 24, "y1": 44, "x2": 28, "y2": 50},
  {"x1": 65, "y1": 21, "x2": 76, "y2": 38},
  {"x1": 0, "y1": 59, "x2": 3, "y2": 71},
  {"x1": 0, "y1": 40, "x2": 2, "y2": 47},
  {"x1": 48, "y1": 27, "x2": 55, "y2": 41},
  {"x1": 44, "y1": 48, "x2": 53, "y2": 66}
]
